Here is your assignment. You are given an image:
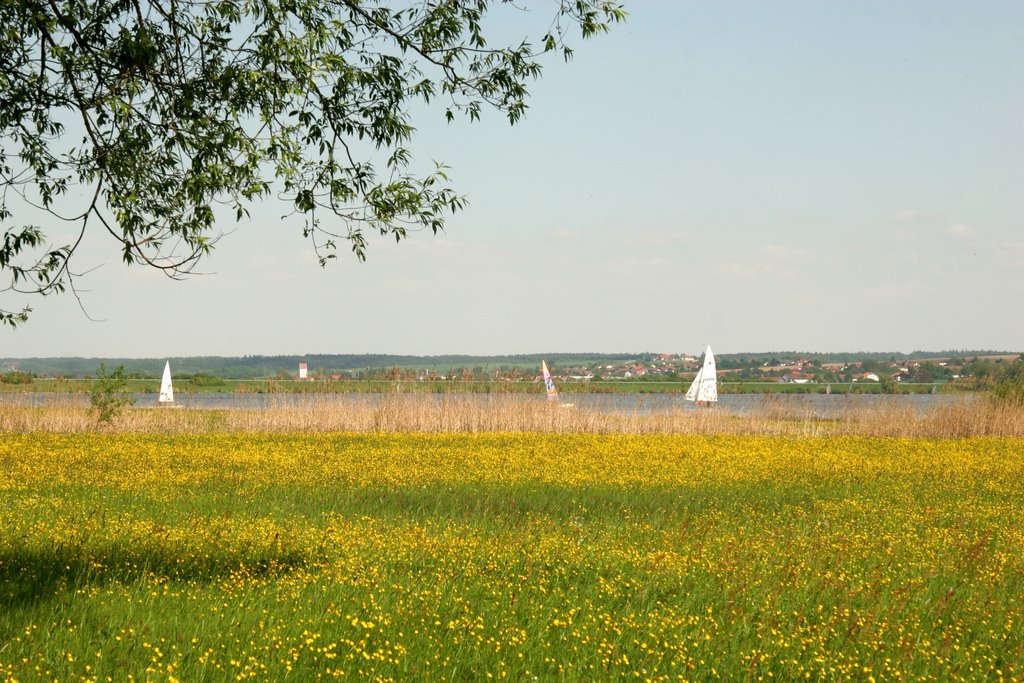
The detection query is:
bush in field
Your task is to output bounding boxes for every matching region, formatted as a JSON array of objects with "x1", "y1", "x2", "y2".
[
  {"x1": 0, "y1": 371, "x2": 33, "y2": 385},
  {"x1": 879, "y1": 374, "x2": 901, "y2": 394},
  {"x1": 187, "y1": 374, "x2": 226, "y2": 387},
  {"x1": 993, "y1": 355, "x2": 1024, "y2": 406},
  {"x1": 90, "y1": 364, "x2": 136, "y2": 424}
]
